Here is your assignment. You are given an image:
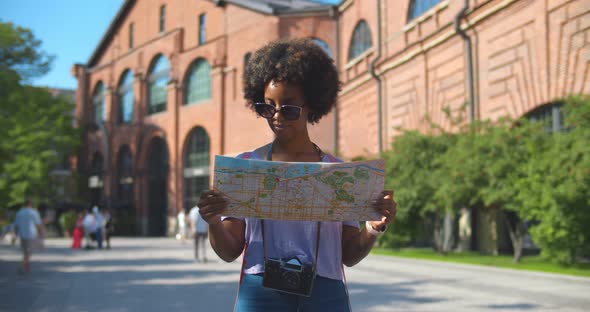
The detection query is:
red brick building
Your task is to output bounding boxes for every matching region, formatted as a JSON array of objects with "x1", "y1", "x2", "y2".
[{"x1": 73, "y1": 0, "x2": 589, "y2": 236}]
